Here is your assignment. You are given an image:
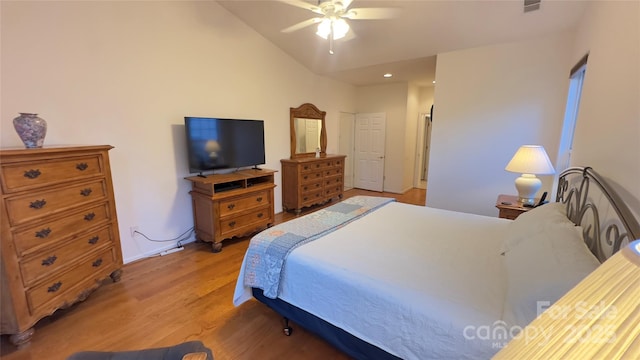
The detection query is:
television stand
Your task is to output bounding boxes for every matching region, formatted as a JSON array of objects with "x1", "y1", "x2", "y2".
[{"x1": 185, "y1": 168, "x2": 276, "y2": 253}]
